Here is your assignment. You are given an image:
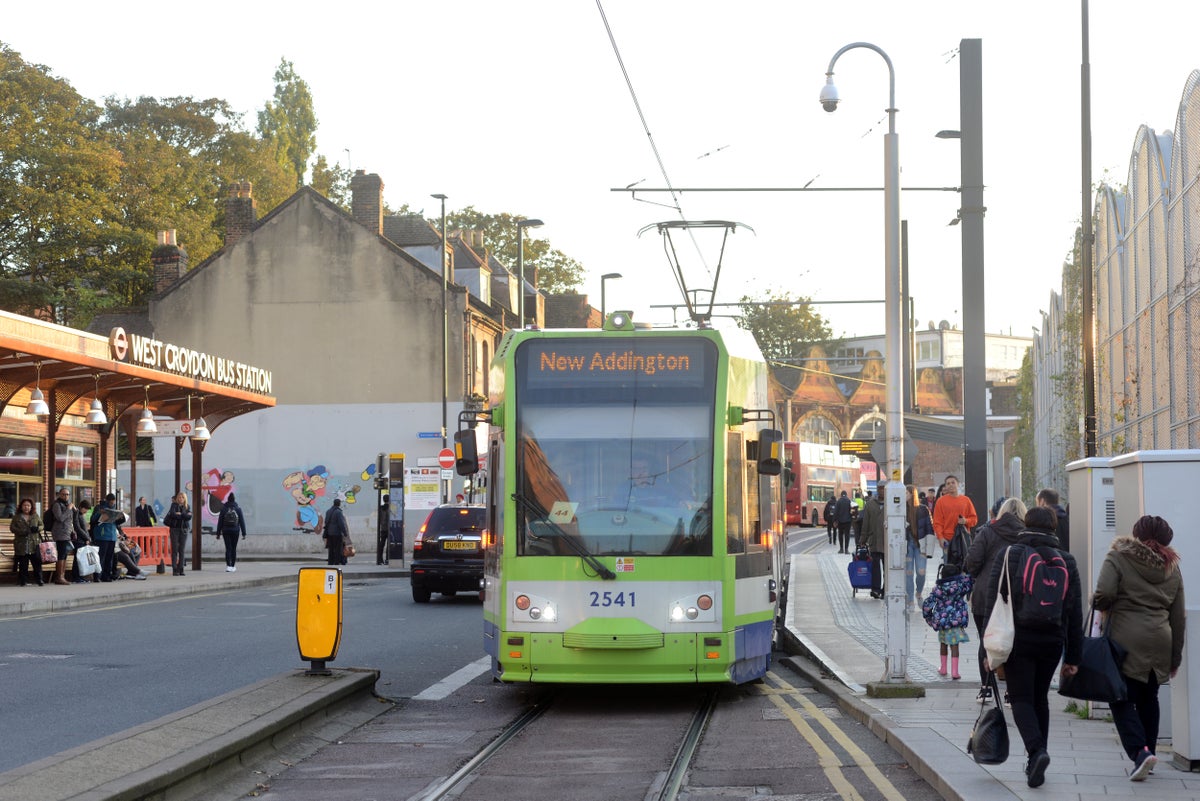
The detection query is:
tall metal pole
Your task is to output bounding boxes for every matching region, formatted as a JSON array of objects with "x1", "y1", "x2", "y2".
[
  {"x1": 1081, "y1": 1, "x2": 1097, "y2": 457},
  {"x1": 601, "y1": 272, "x2": 622, "y2": 321},
  {"x1": 515, "y1": 218, "x2": 543, "y2": 329},
  {"x1": 517, "y1": 226, "x2": 525, "y2": 328},
  {"x1": 432, "y1": 193, "x2": 449, "y2": 504},
  {"x1": 824, "y1": 42, "x2": 907, "y2": 683},
  {"x1": 960, "y1": 39, "x2": 988, "y2": 527}
]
